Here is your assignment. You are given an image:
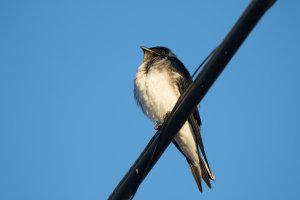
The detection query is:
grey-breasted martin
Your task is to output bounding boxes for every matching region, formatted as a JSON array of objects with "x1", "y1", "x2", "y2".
[{"x1": 134, "y1": 46, "x2": 215, "y2": 192}]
